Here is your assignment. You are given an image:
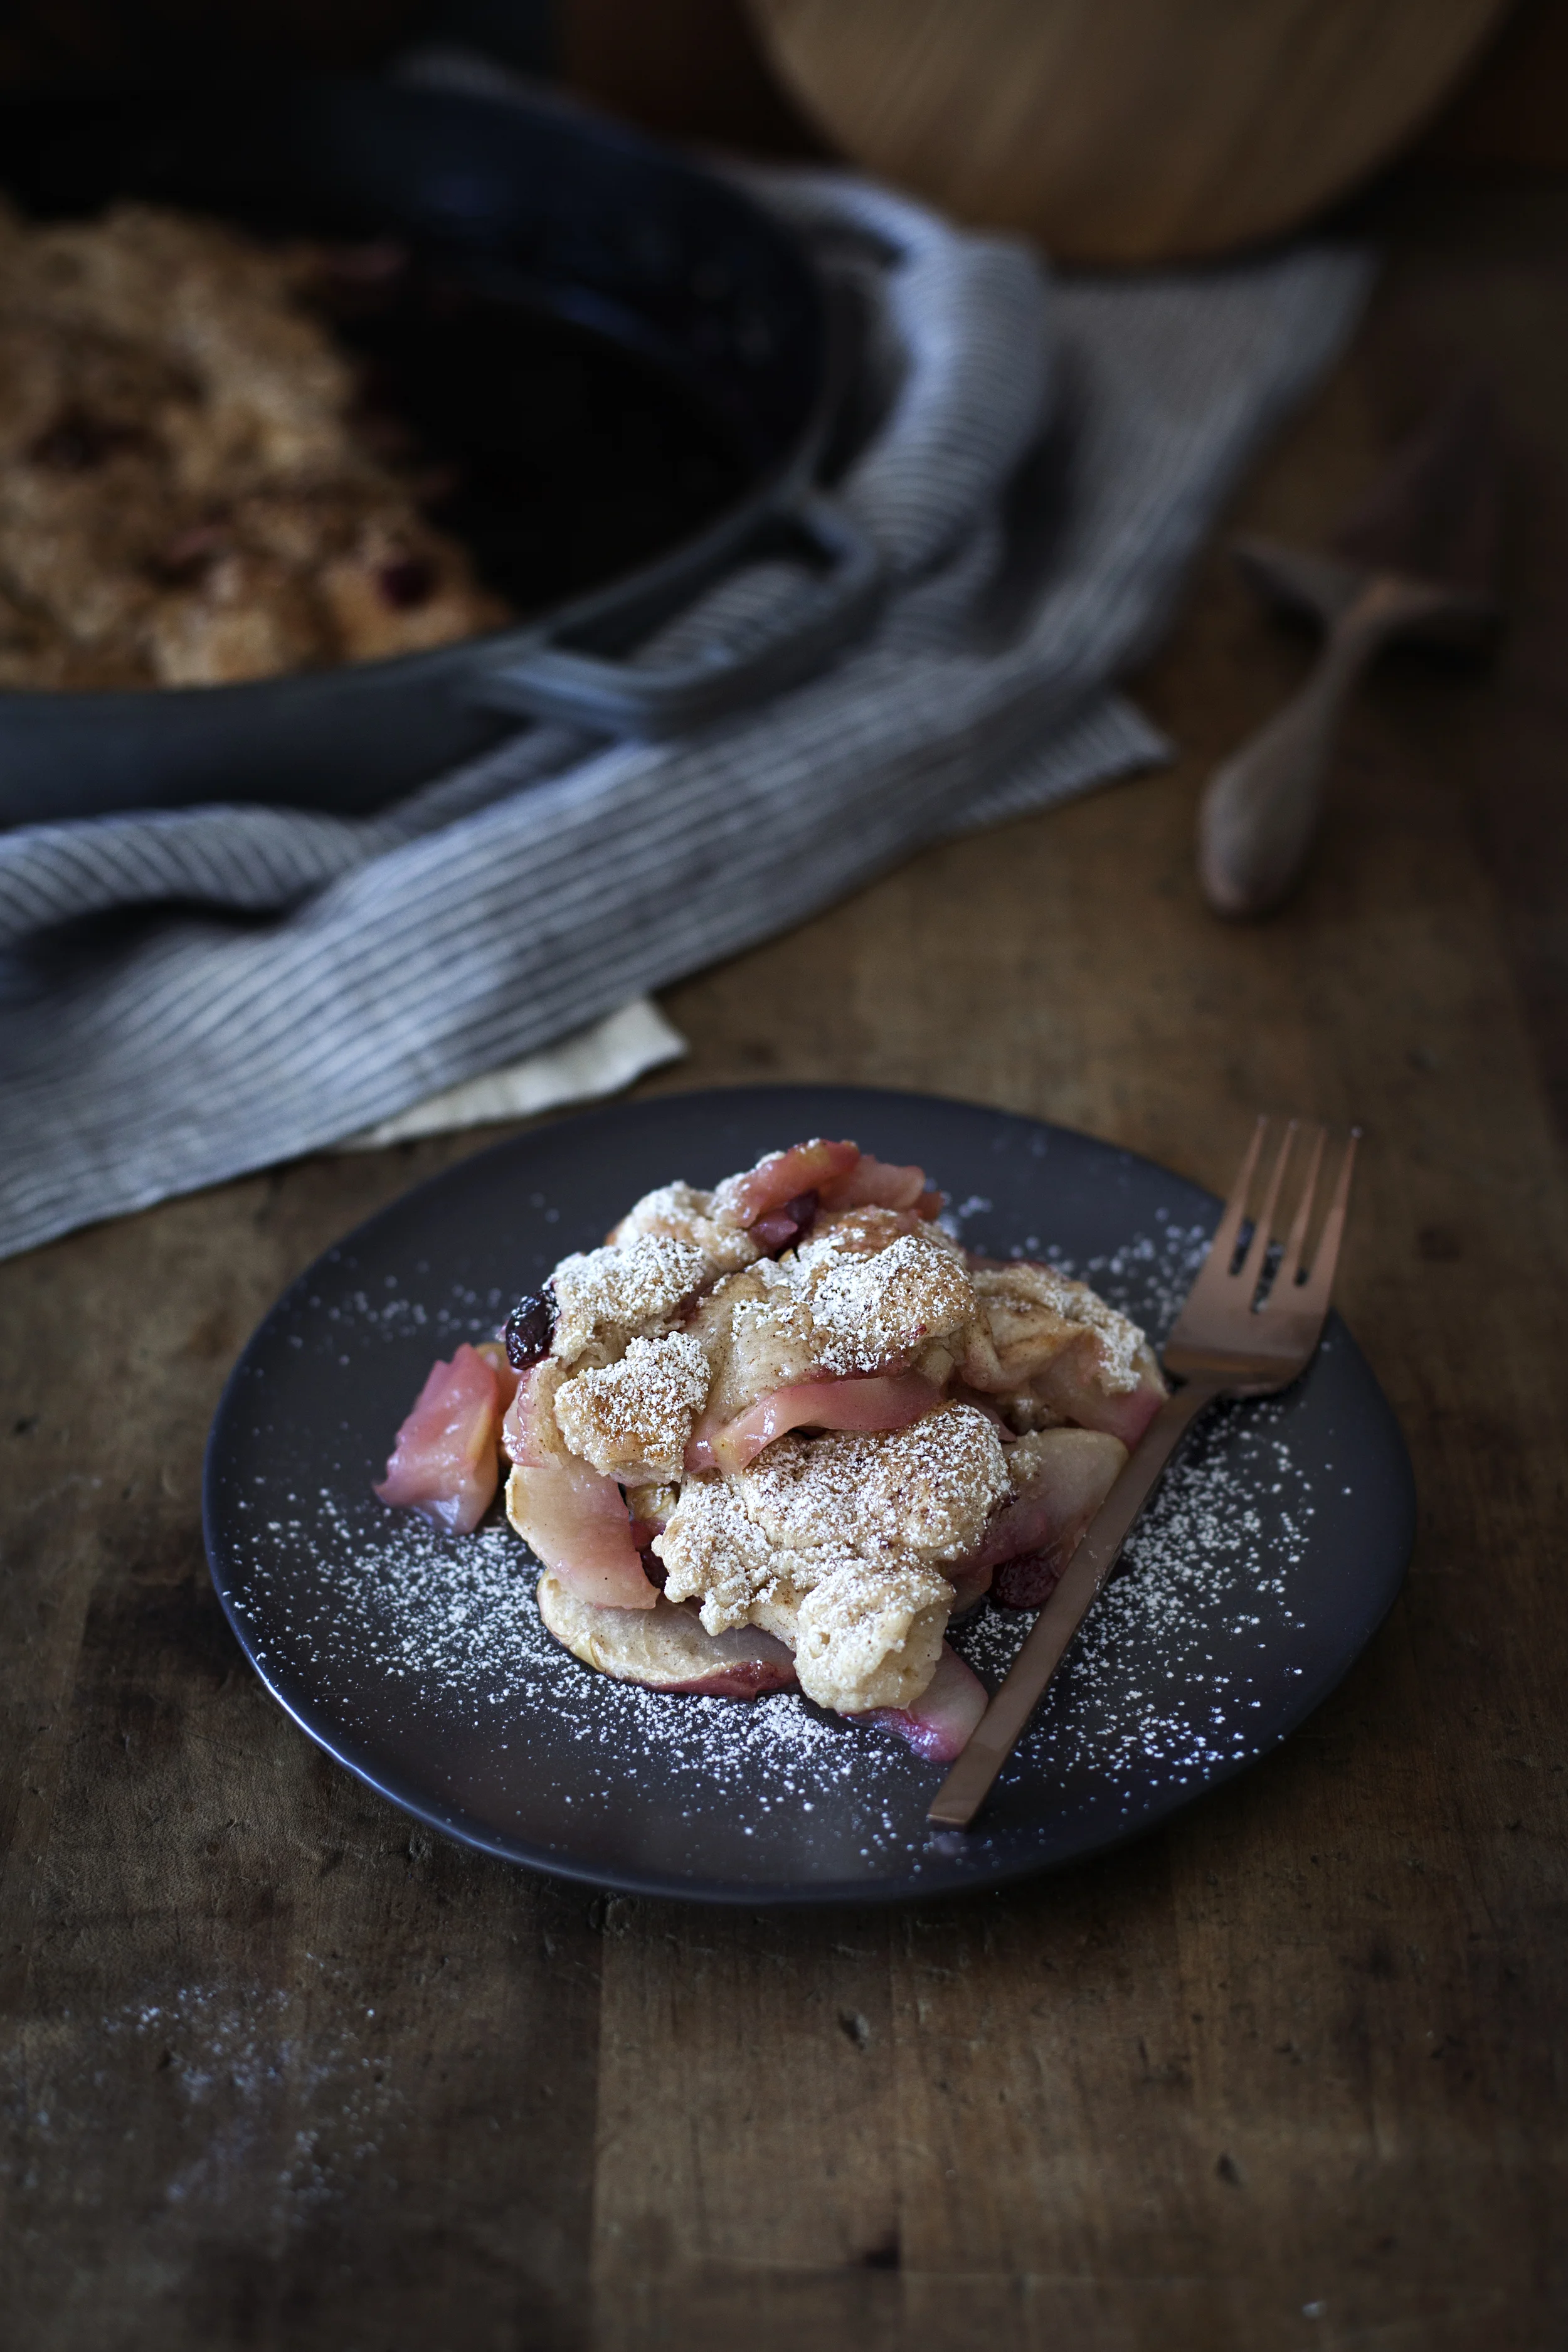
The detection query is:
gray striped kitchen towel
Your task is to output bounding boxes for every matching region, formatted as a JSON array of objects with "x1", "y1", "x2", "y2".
[{"x1": 0, "y1": 168, "x2": 1372, "y2": 1261}]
